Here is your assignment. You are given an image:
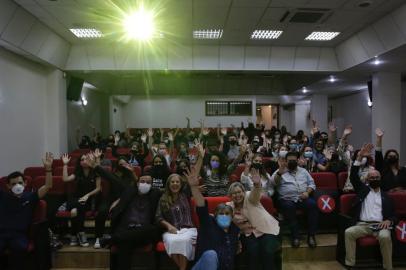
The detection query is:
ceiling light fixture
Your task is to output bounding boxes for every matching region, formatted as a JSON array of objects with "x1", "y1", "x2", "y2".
[
  {"x1": 123, "y1": 7, "x2": 155, "y2": 41},
  {"x1": 305, "y1": 31, "x2": 340, "y2": 41},
  {"x1": 373, "y1": 56, "x2": 381, "y2": 65},
  {"x1": 367, "y1": 99, "x2": 373, "y2": 107},
  {"x1": 70, "y1": 28, "x2": 103, "y2": 38},
  {"x1": 328, "y1": 75, "x2": 336, "y2": 83},
  {"x1": 193, "y1": 29, "x2": 223, "y2": 39},
  {"x1": 302, "y1": 86, "x2": 308, "y2": 93},
  {"x1": 81, "y1": 96, "x2": 88, "y2": 106},
  {"x1": 251, "y1": 30, "x2": 283, "y2": 40}
]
